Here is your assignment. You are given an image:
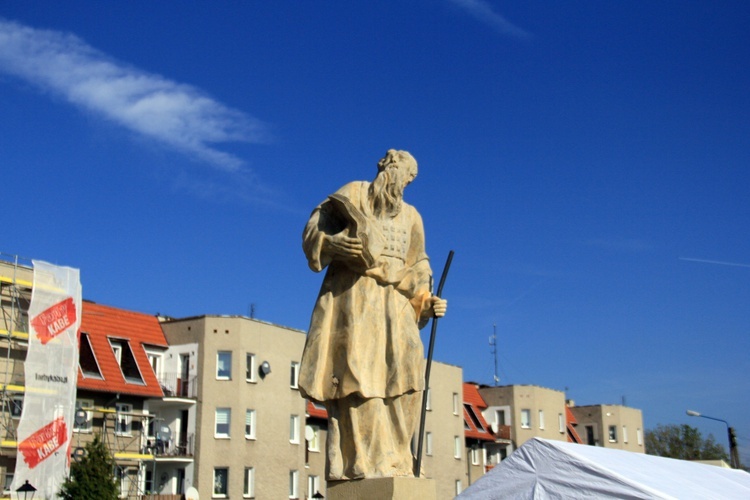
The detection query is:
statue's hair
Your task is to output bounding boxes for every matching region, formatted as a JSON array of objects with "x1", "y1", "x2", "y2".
[{"x1": 369, "y1": 150, "x2": 418, "y2": 218}]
